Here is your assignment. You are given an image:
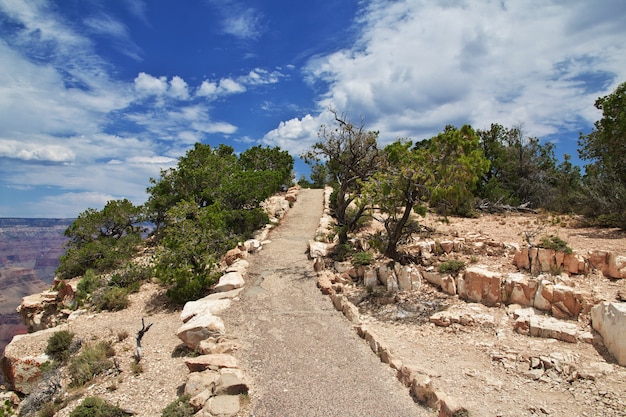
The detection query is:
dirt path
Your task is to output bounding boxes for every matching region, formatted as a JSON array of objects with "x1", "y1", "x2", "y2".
[{"x1": 222, "y1": 189, "x2": 430, "y2": 417}]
